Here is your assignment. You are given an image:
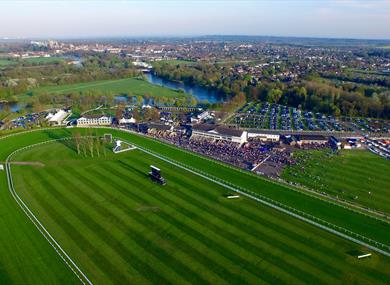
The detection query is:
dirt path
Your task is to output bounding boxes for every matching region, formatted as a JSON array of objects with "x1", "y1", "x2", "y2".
[{"x1": 9, "y1": 161, "x2": 45, "y2": 167}]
